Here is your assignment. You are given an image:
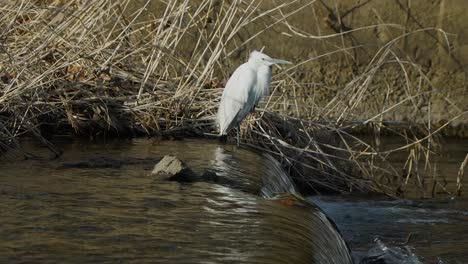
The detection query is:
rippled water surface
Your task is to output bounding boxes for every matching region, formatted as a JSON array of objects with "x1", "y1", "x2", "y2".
[
  {"x1": 0, "y1": 139, "x2": 352, "y2": 264},
  {"x1": 1, "y1": 137, "x2": 466, "y2": 263},
  {"x1": 311, "y1": 196, "x2": 468, "y2": 263},
  {"x1": 310, "y1": 138, "x2": 468, "y2": 264}
]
